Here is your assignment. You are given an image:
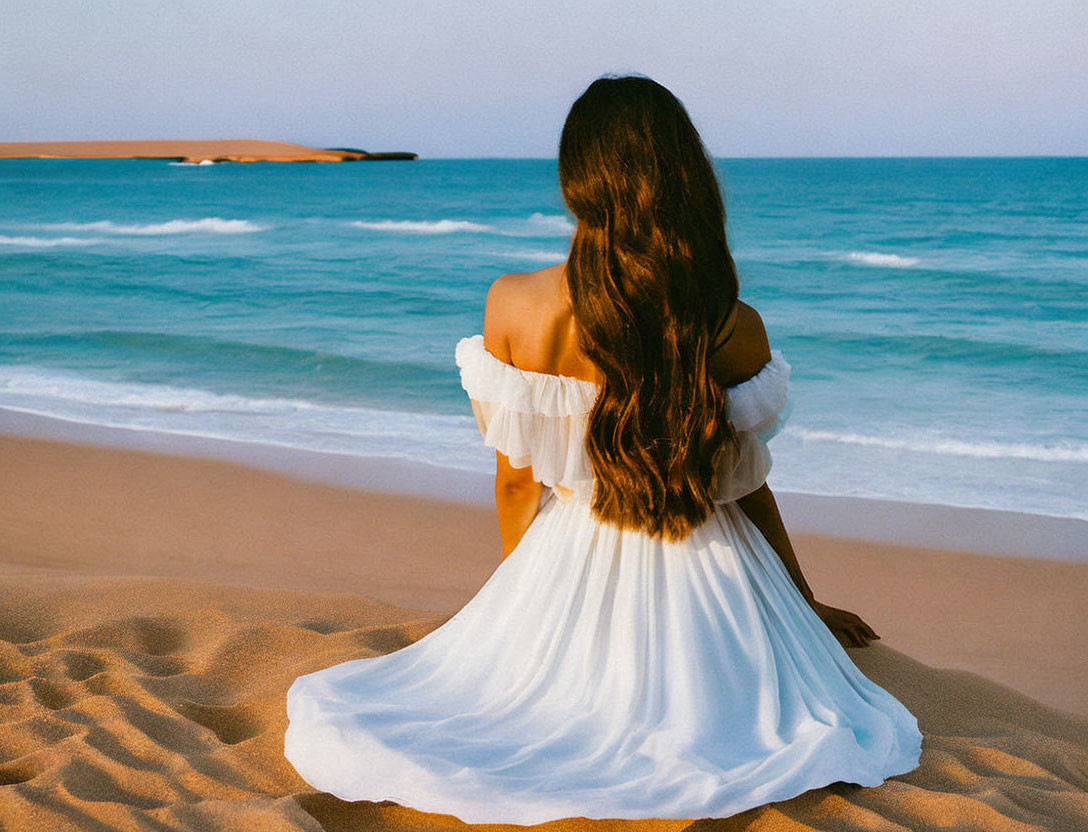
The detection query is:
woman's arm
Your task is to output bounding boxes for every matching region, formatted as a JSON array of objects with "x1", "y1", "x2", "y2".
[
  {"x1": 495, "y1": 450, "x2": 544, "y2": 558},
  {"x1": 483, "y1": 273, "x2": 545, "y2": 558},
  {"x1": 735, "y1": 483, "x2": 815, "y2": 602},
  {"x1": 715, "y1": 304, "x2": 879, "y2": 647},
  {"x1": 735, "y1": 483, "x2": 880, "y2": 647}
]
